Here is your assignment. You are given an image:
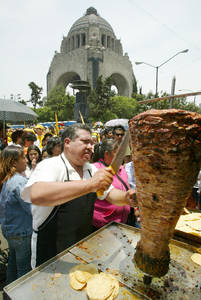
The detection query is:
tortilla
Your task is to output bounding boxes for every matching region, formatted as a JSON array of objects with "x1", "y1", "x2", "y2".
[
  {"x1": 187, "y1": 221, "x2": 201, "y2": 231},
  {"x1": 86, "y1": 274, "x2": 113, "y2": 300},
  {"x1": 175, "y1": 213, "x2": 201, "y2": 236},
  {"x1": 69, "y1": 272, "x2": 86, "y2": 290},
  {"x1": 69, "y1": 263, "x2": 98, "y2": 290},
  {"x1": 191, "y1": 253, "x2": 201, "y2": 266},
  {"x1": 100, "y1": 273, "x2": 119, "y2": 300},
  {"x1": 74, "y1": 264, "x2": 99, "y2": 283},
  {"x1": 86, "y1": 273, "x2": 119, "y2": 300}
]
